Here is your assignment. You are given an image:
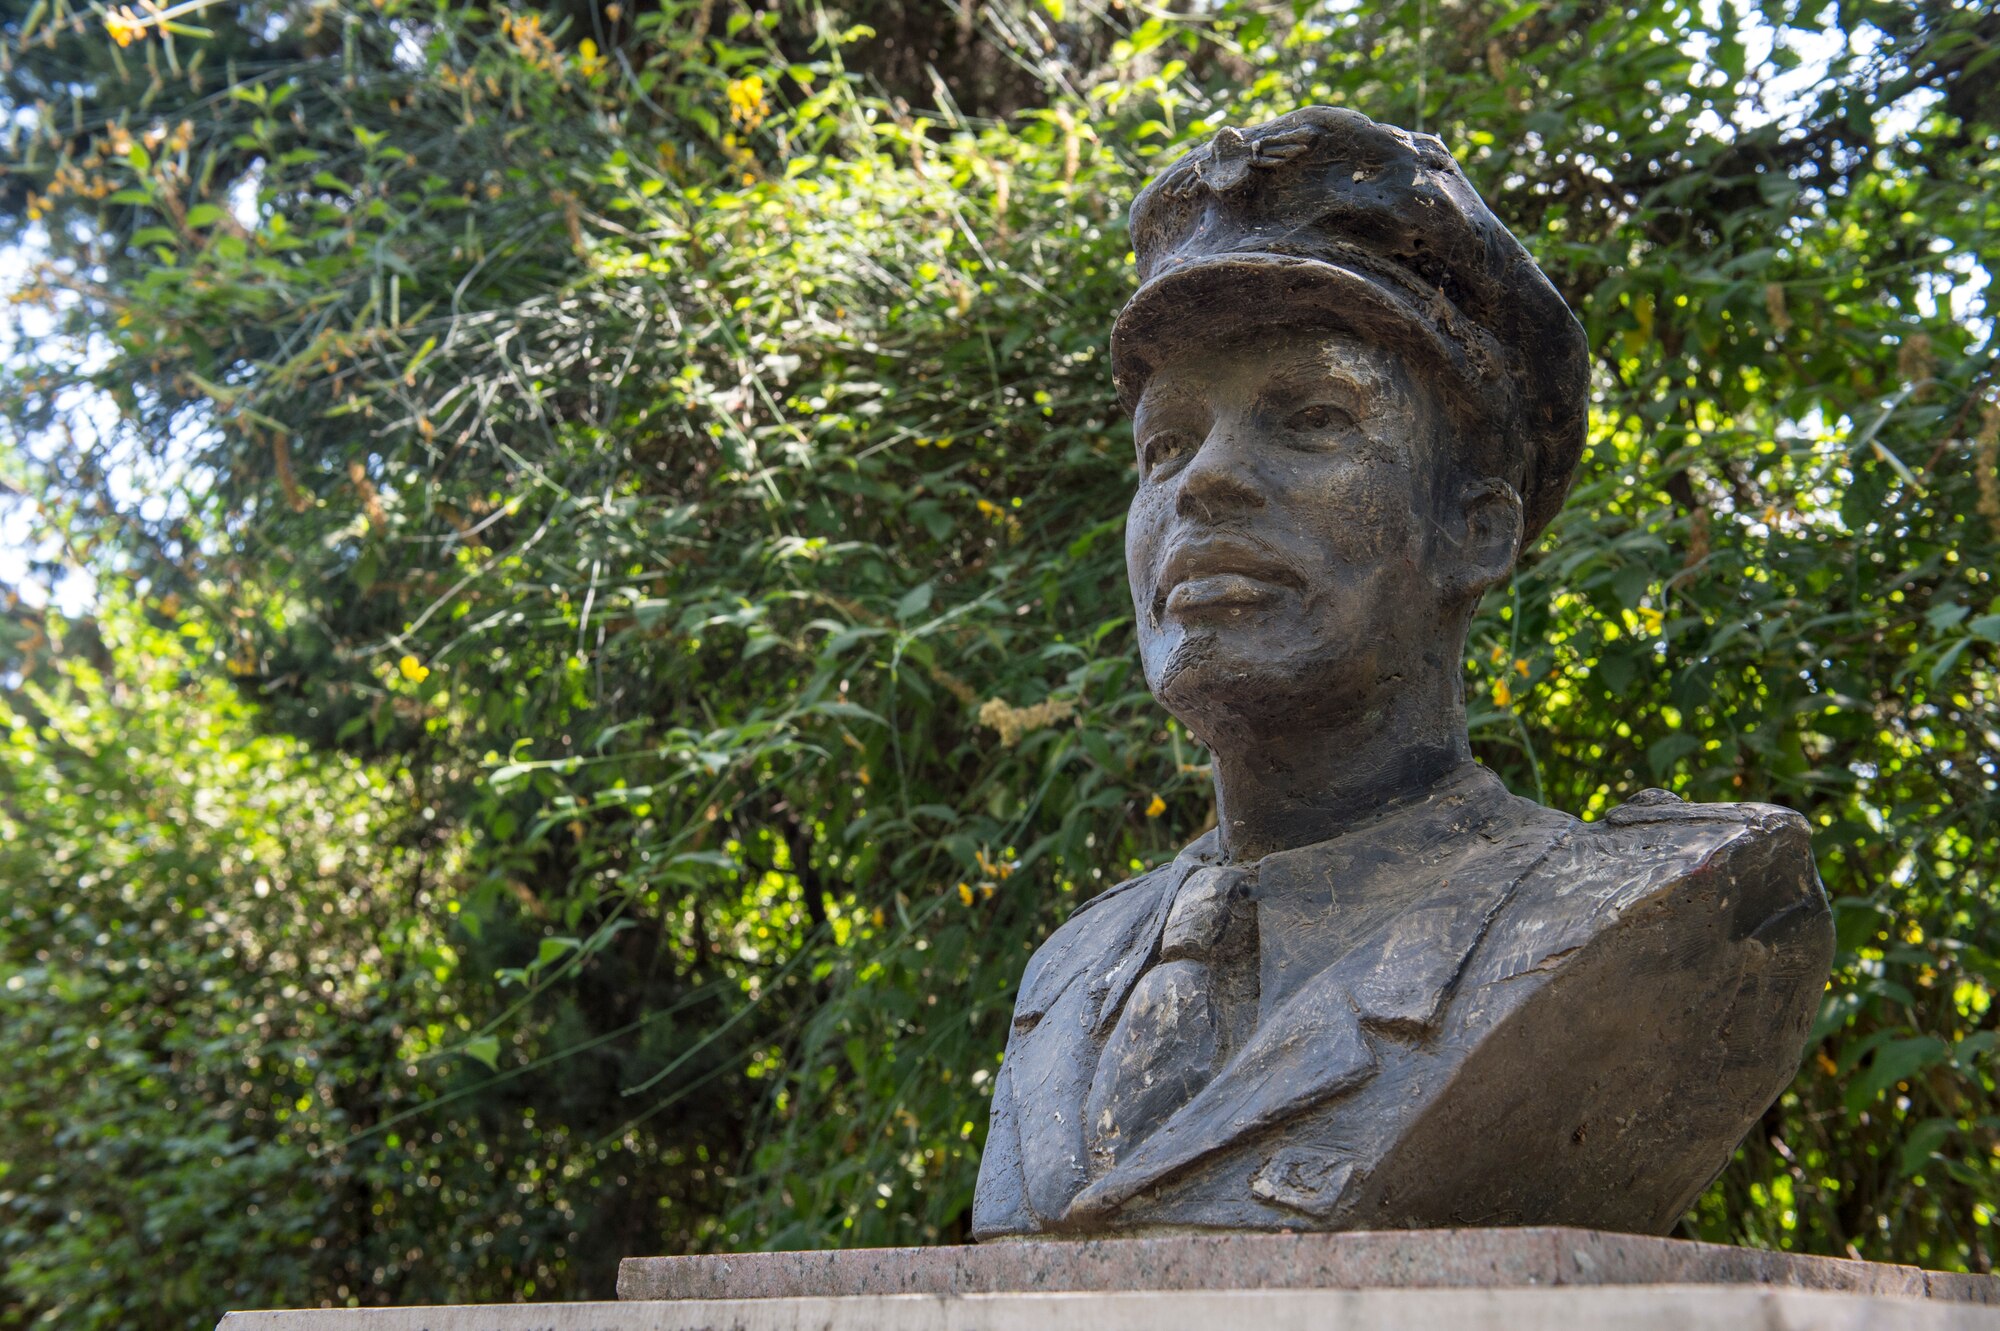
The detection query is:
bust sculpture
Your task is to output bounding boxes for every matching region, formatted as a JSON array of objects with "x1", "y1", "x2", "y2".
[{"x1": 971, "y1": 107, "x2": 1834, "y2": 1239}]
